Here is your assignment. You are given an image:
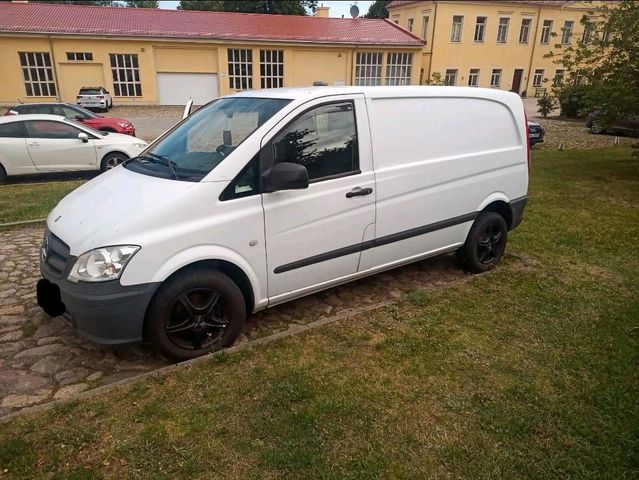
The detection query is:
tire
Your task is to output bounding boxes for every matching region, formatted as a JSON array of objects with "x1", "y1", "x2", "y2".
[
  {"x1": 145, "y1": 268, "x2": 246, "y2": 361},
  {"x1": 0, "y1": 164, "x2": 6, "y2": 184},
  {"x1": 100, "y1": 152, "x2": 129, "y2": 172},
  {"x1": 457, "y1": 212, "x2": 508, "y2": 273},
  {"x1": 590, "y1": 122, "x2": 604, "y2": 134}
]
